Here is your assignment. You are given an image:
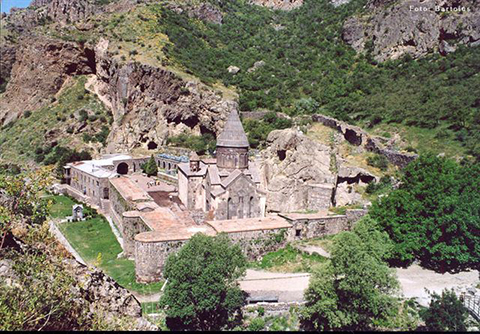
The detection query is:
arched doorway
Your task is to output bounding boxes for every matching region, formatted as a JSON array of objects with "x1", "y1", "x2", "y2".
[
  {"x1": 117, "y1": 162, "x2": 129, "y2": 175},
  {"x1": 103, "y1": 187, "x2": 109, "y2": 199}
]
